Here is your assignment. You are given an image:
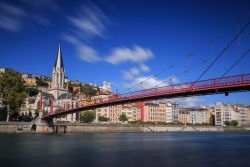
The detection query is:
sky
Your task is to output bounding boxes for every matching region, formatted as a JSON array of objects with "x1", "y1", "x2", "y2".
[{"x1": 0, "y1": 0, "x2": 250, "y2": 107}]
